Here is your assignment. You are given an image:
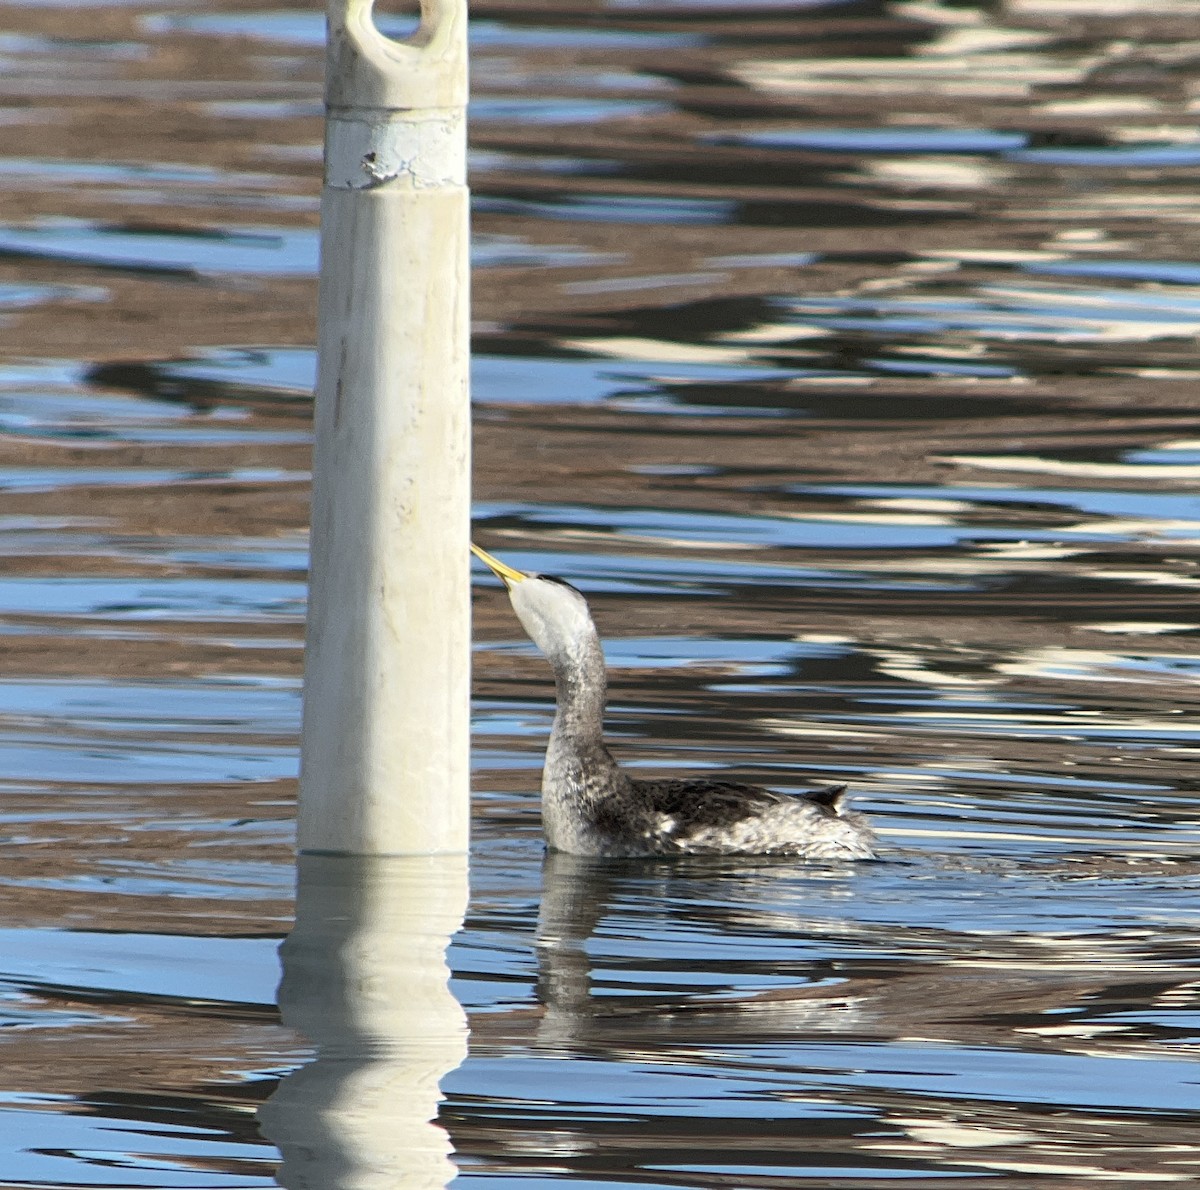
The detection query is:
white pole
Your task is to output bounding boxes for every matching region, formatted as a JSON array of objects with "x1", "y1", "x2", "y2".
[{"x1": 299, "y1": 0, "x2": 471, "y2": 855}]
